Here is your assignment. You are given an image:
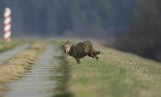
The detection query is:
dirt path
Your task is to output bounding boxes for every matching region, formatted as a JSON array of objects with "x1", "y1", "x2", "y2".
[
  {"x1": 0, "y1": 44, "x2": 29, "y2": 64},
  {"x1": 3, "y1": 44, "x2": 62, "y2": 97}
]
